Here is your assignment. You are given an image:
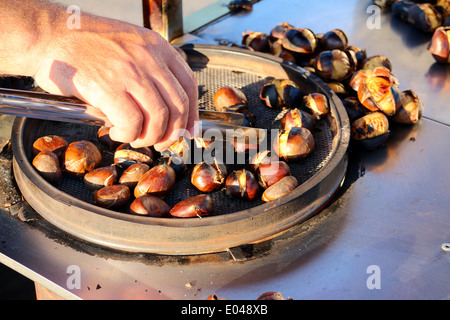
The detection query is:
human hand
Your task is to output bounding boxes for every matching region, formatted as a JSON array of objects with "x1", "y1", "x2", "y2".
[{"x1": 33, "y1": 13, "x2": 198, "y2": 151}]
